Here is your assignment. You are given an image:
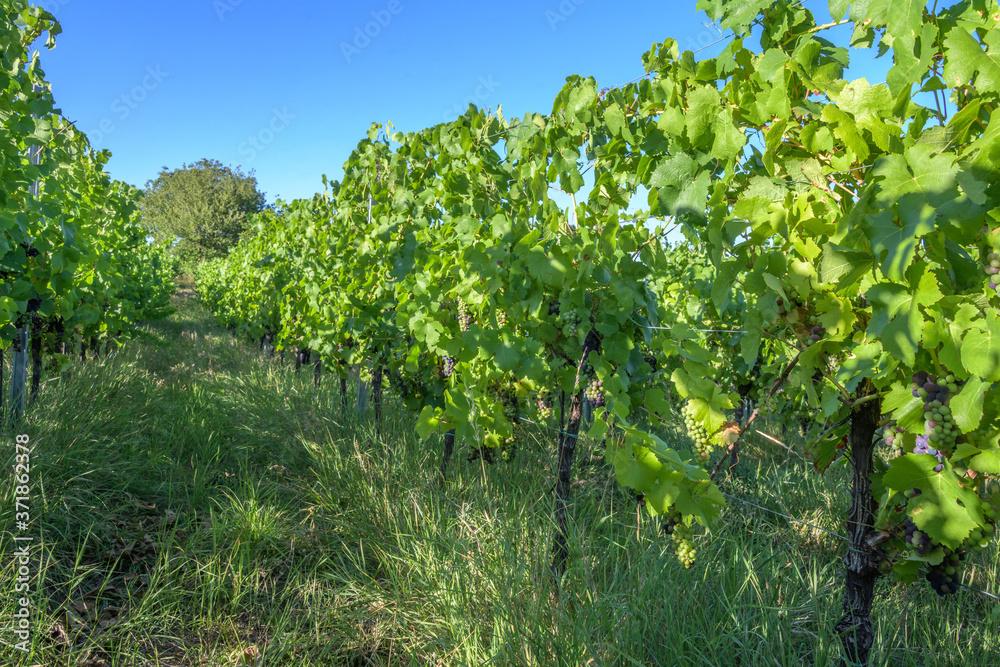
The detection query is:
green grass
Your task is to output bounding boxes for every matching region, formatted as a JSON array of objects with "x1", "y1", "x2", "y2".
[{"x1": 0, "y1": 287, "x2": 997, "y2": 666}]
